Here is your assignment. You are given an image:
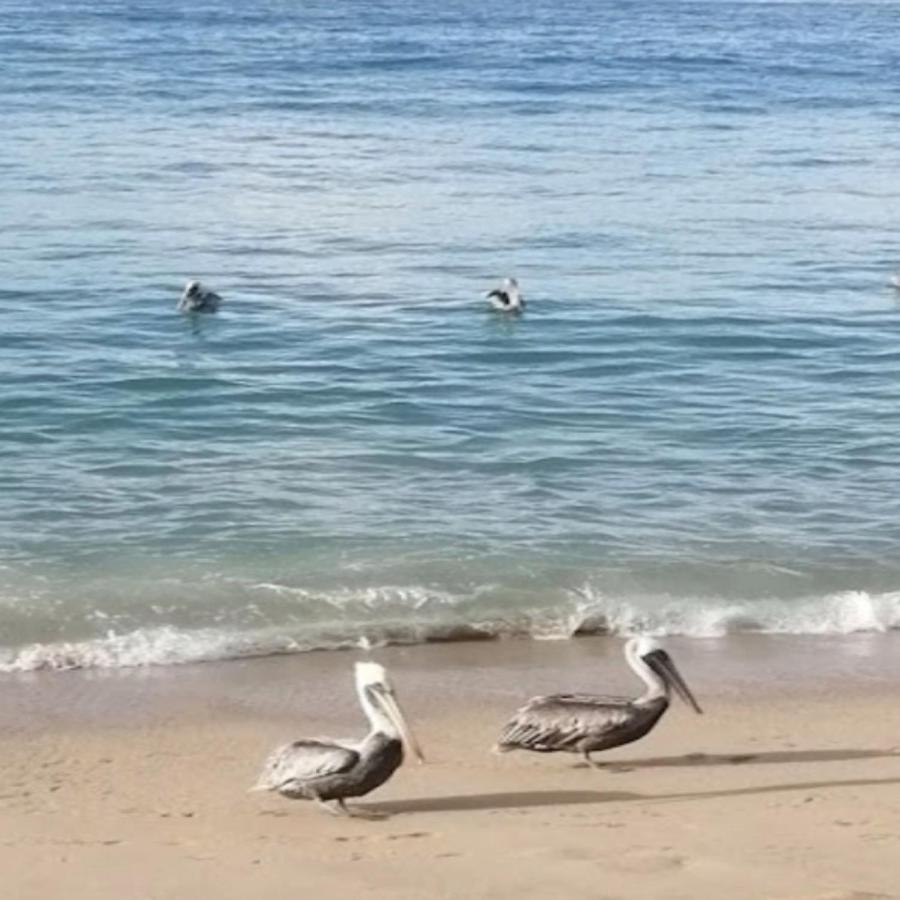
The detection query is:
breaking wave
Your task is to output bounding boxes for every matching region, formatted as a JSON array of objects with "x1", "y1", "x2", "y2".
[{"x1": 2, "y1": 587, "x2": 900, "y2": 673}]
